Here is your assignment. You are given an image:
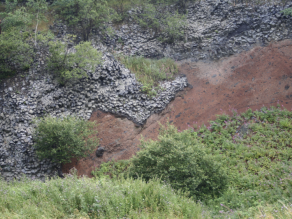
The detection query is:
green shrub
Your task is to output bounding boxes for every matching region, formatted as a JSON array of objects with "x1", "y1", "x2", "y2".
[
  {"x1": 126, "y1": 107, "x2": 292, "y2": 217},
  {"x1": 282, "y1": 7, "x2": 292, "y2": 16},
  {"x1": 91, "y1": 159, "x2": 130, "y2": 179},
  {"x1": 0, "y1": 0, "x2": 49, "y2": 78},
  {"x1": 132, "y1": 1, "x2": 187, "y2": 43},
  {"x1": 47, "y1": 40, "x2": 102, "y2": 84},
  {"x1": 117, "y1": 55, "x2": 178, "y2": 96},
  {"x1": 33, "y1": 115, "x2": 99, "y2": 164},
  {"x1": 0, "y1": 175, "x2": 203, "y2": 218},
  {"x1": 107, "y1": 0, "x2": 135, "y2": 22},
  {"x1": 128, "y1": 124, "x2": 228, "y2": 200},
  {"x1": 0, "y1": 29, "x2": 34, "y2": 78},
  {"x1": 53, "y1": 0, "x2": 116, "y2": 41}
]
